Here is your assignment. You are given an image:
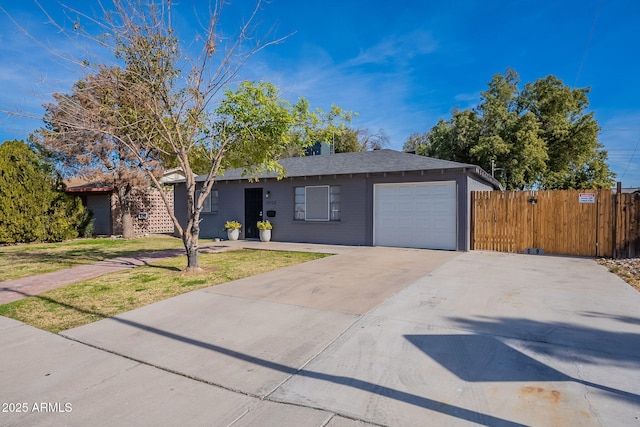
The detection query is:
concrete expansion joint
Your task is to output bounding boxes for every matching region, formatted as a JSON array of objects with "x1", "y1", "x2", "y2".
[
  {"x1": 318, "y1": 412, "x2": 389, "y2": 427},
  {"x1": 259, "y1": 395, "x2": 390, "y2": 427},
  {"x1": 257, "y1": 313, "x2": 393, "y2": 425},
  {"x1": 94, "y1": 362, "x2": 140, "y2": 388},
  {"x1": 263, "y1": 316, "x2": 365, "y2": 398},
  {"x1": 225, "y1": 408, "x2": 251, "y2": 426},
  {"x1": 57, "y1": 332, "x2": 263, "y2": 400},
  {"x1": 226, "y1": 395, "x2": 390, "y2": 427},
  {"x1": 58, "y1": 329, "x2": 389, "y2": 426},
  {"x1": 60, "y1": 328, "x2": 390, "y2": 427}
]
